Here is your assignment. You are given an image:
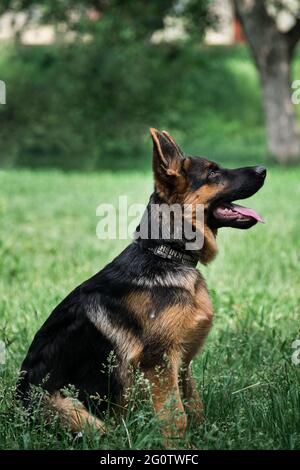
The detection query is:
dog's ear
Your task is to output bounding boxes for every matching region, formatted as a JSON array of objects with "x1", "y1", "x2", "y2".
[{"x1": 150, "y1": 128, "x2": 185, "y2": 185}]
